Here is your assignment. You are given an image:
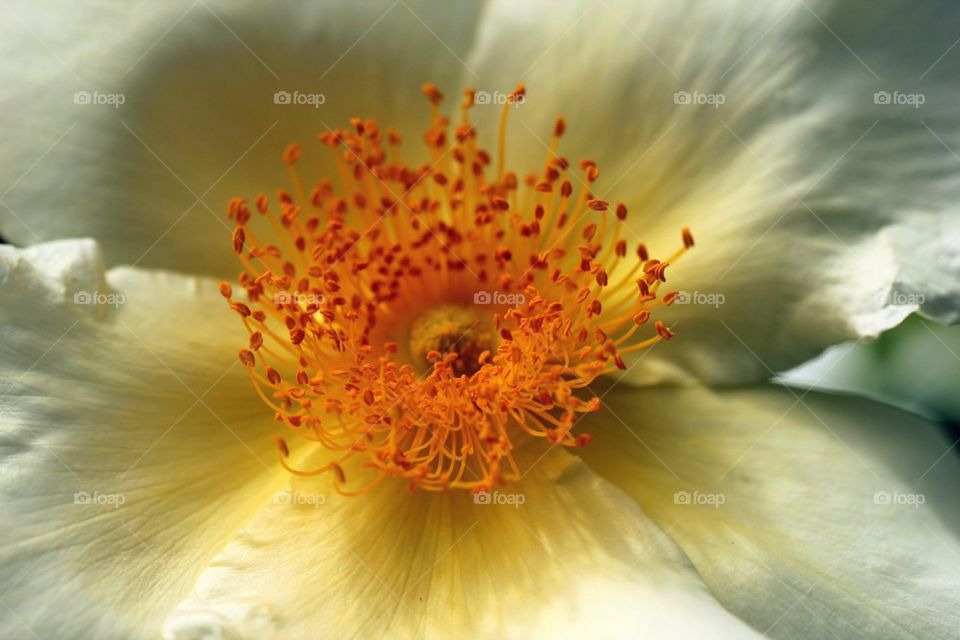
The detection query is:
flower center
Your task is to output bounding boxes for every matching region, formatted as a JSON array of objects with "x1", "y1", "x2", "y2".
[
  {"x1": 407, "y1": 305, "x2": 493, "y2": 377},
  {"x1": 220, "y1": 83, "x2": 694, "y2": 494}
]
